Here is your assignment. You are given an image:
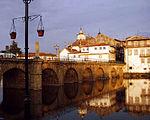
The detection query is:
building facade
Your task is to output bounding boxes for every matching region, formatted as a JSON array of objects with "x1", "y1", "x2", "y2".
[{"x1": 125, "y1": 35, "x2": 150, "y2": 73}]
